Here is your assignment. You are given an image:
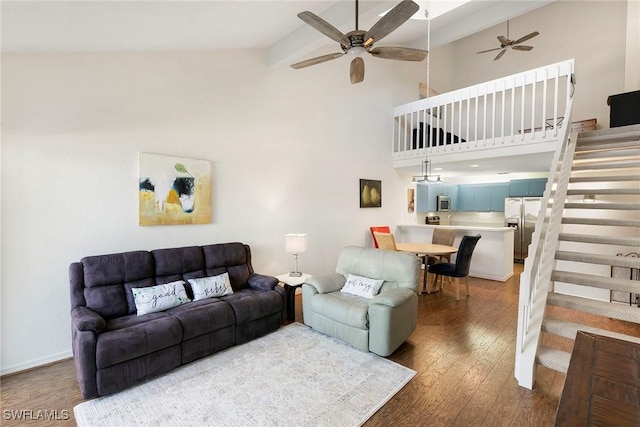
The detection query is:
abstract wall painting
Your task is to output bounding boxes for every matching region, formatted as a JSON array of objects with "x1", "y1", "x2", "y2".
[{"x1": 138, "y1": 153, "x2": 212, "y2": 225}]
